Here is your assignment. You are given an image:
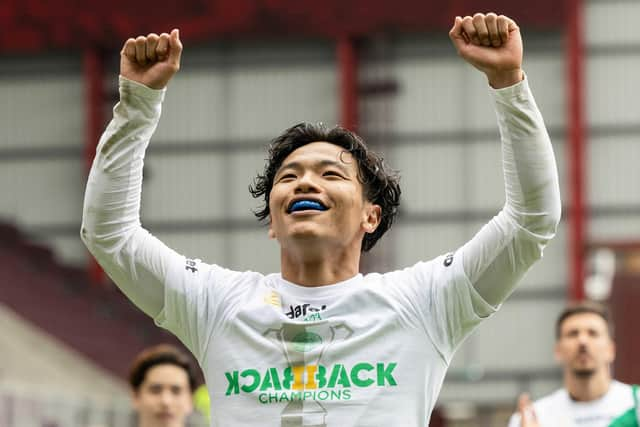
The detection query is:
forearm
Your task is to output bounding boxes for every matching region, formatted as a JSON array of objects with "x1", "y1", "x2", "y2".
[
  {"x1": 495, "y1": 76, "x2": 561, "y2": 231},
  {"x1": 464, "y1": 76, "x2": 561, "y2": 307},
  {"x1": 81, "y1": 77, "x2": 174, "y2": 317},
  {"x1": 82, "y1": 78, "x2": 162, "y2": 238}
]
